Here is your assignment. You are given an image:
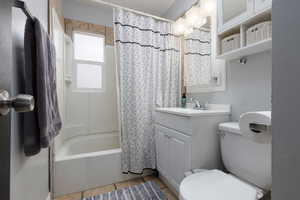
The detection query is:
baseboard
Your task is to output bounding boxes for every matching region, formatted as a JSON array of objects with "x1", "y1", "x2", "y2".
[{"x1": 158, "y1": 174, "x2": 179, "y2": 197}]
